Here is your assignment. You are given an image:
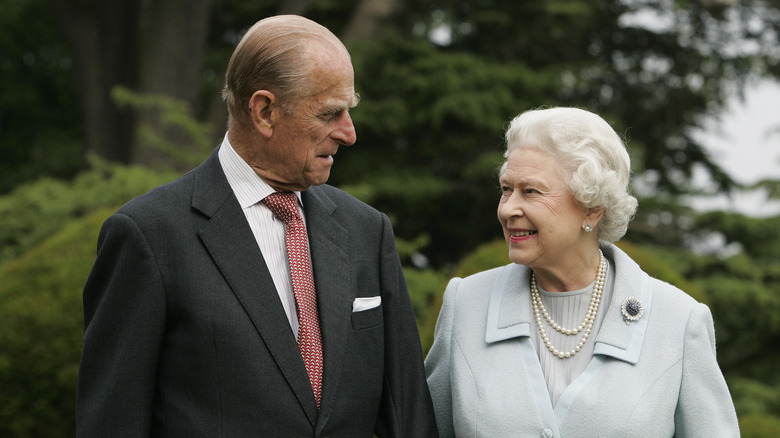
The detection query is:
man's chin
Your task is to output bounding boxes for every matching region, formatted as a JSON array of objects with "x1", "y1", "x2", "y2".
[{"x1": 303, "y1": 169, "x2": 332, "y2": 188}]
